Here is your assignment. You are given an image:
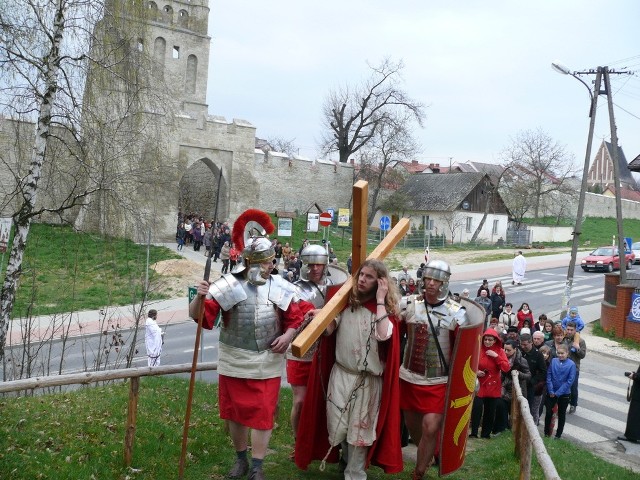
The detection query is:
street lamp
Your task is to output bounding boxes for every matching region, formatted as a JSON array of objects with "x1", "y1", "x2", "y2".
[{"x1": 551, "y1": 61, "x2": 600, "y2": 317}]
